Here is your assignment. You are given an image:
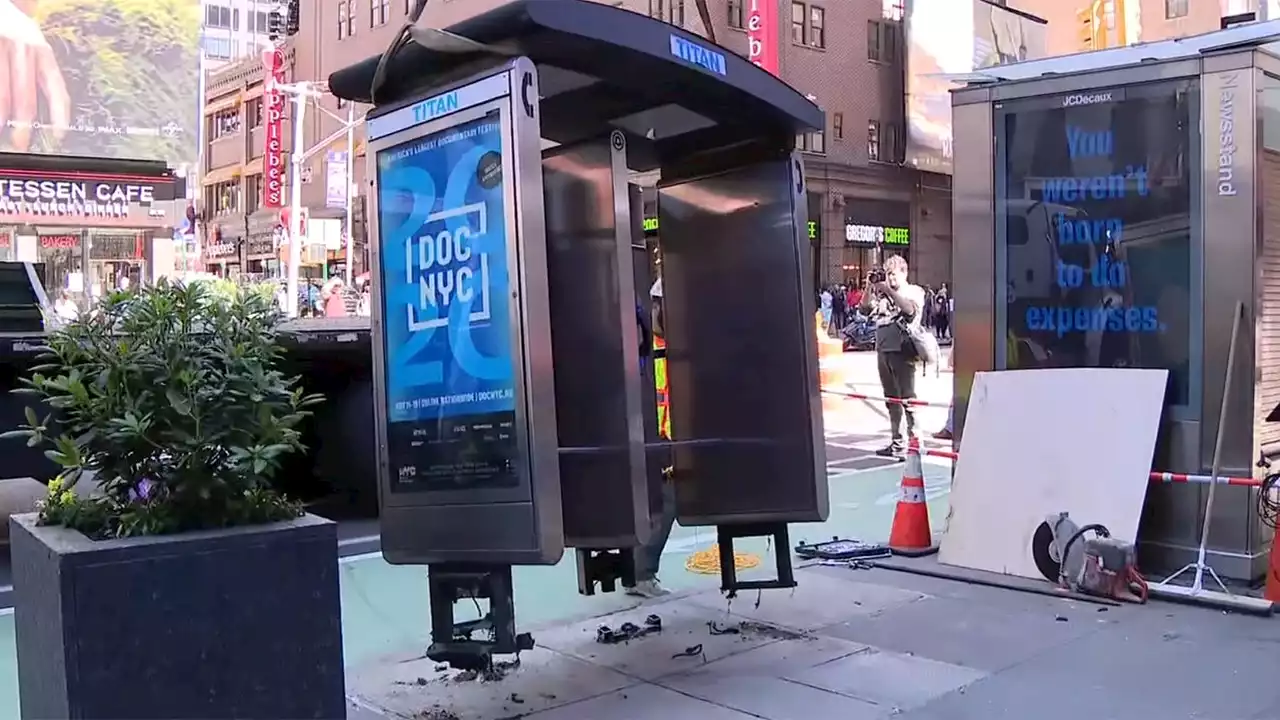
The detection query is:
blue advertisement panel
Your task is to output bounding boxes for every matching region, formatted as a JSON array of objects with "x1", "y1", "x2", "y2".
[
  {"x1": 996, "y1": 80, "x2": 1195, "y2": 408},
  {"x1": 375, "y1": 109, "x2": 519, "y2": 492}
]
